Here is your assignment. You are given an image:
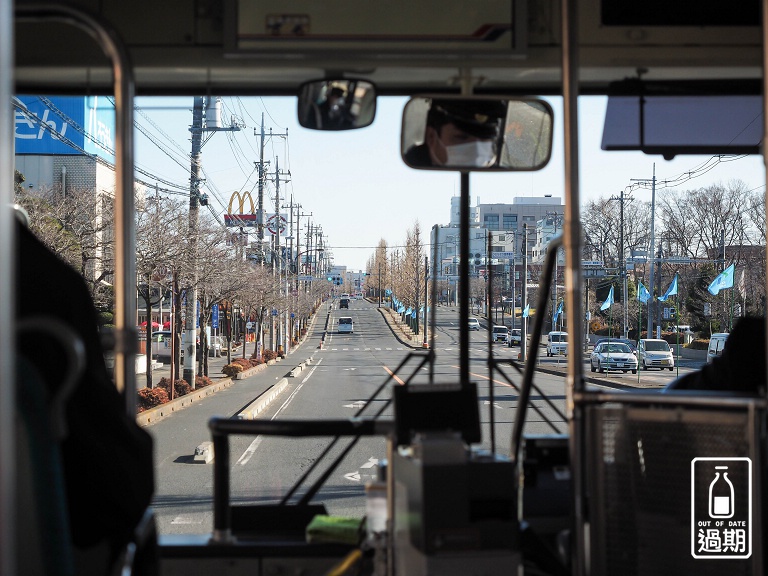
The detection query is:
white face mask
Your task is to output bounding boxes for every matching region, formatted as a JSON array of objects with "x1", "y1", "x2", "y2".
[{"x1": 443, "y1": 140, "x2": 496, "y2": 167}]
